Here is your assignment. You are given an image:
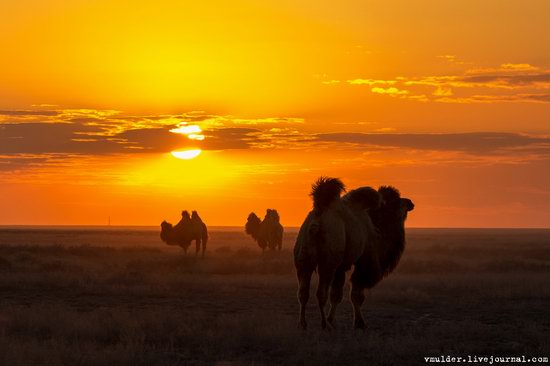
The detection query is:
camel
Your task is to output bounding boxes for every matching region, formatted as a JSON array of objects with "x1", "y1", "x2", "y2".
[
  {"x1": 160, "y1": 210, "x2": 208, "y2": 257},
  {"x1": 294, "y1": 177, "x2": 414, "y2": 329},
  {"x1": 245, "y1": 209, "x2": 284, "y2": 252}
]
